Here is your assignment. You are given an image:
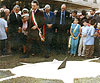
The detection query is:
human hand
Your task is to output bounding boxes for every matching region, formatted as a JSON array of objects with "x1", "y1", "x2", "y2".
[
  {"x1": 67, "y1": 30, "x2": 69, "y2": 34},
  {"x1": 74, "y1": 37, "x2": 78, "y2": 40},
  {"x1": 55, "y1": 29, "x2": 57, "y2": 33},
  {"x1": 73, "y1": 36, "x2": 76, "y2": 39},
  {"x1": 47, "y1": 24, "x2": 52, "y2": 28},
  {"x1": 18, "y1": 27, "x2": 22, "y2": 33},
  {"x1": 23, "y1": 28, "x2": 27, "y2": 31},
  {"x1": 32, "y1": 25, "x2": 37, "y2": 30},
  {"x1": 98, "y1": 34, "x2": 100, "y2": 37},
  {"x1": 83, "y1": 34, "x2": 87, "y2": 37}
]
